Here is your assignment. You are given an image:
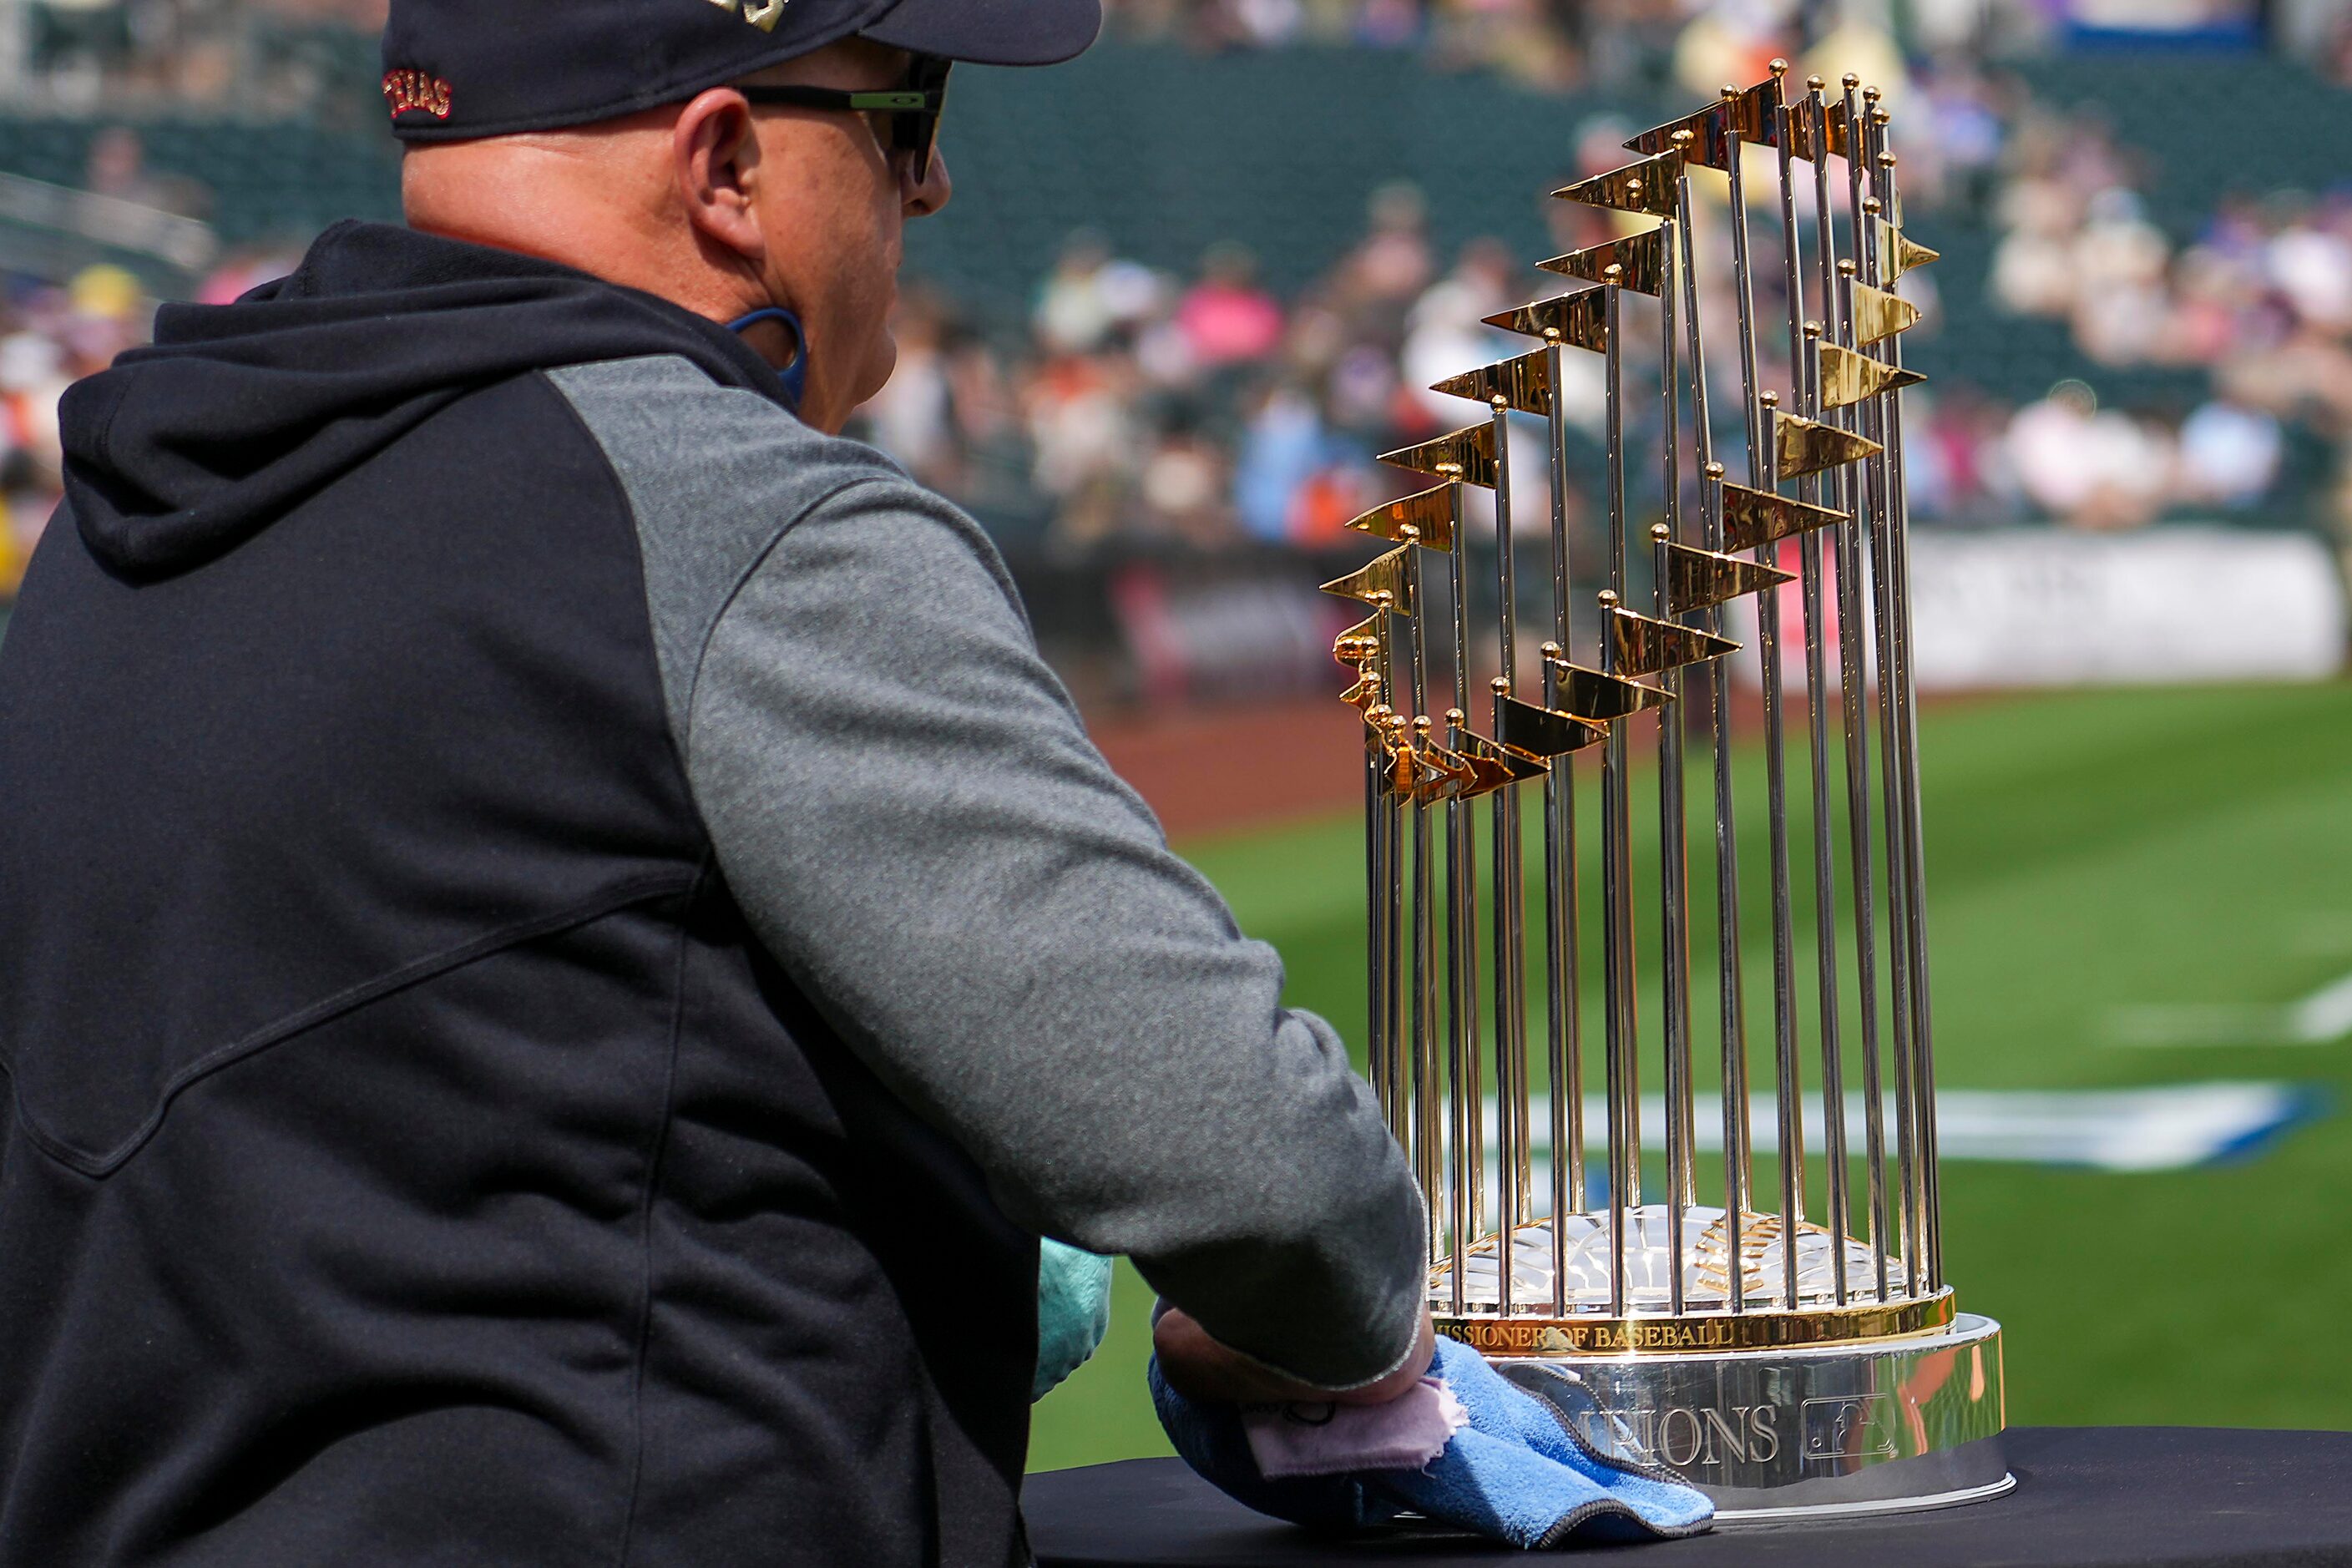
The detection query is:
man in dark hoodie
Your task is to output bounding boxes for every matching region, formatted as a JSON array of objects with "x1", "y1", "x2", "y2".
[{"x1": 0, "y1": 1, "x2": 1431, "y2": 1563}]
